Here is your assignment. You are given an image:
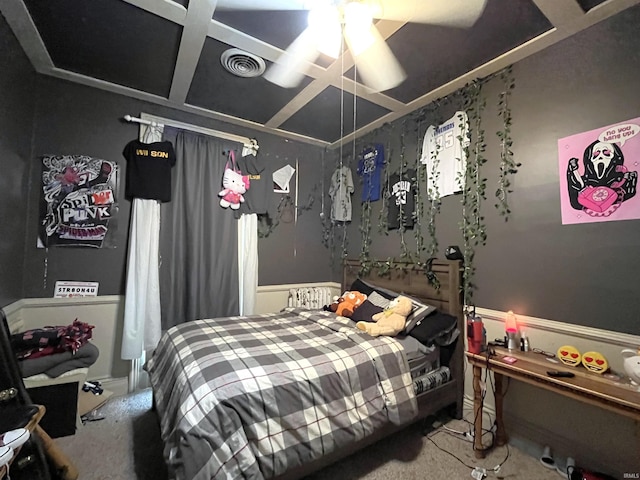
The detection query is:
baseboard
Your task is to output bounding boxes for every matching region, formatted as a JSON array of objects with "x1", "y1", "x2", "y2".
[
  {"x1": 503, "y1": 411, "x2": 624, "y2": 477},
  {"x1": 92, "y1": 376, "x2": 128, "y2": 398}
]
